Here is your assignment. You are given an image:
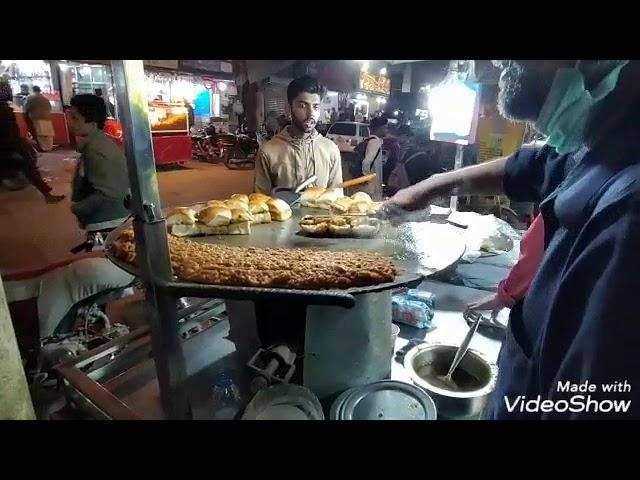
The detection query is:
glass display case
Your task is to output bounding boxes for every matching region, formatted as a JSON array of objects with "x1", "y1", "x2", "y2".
[
  {"x1": 148, "y1": 102, "x2": 189, "y2": 133},
  {"x1": 0, "y1": 60, "x2": 57, "y2": 109}
]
